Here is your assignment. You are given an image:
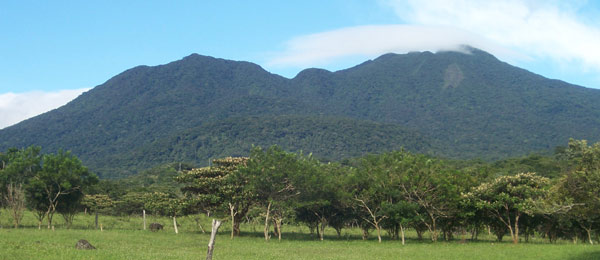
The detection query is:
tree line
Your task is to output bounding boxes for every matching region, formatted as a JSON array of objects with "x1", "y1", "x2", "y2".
[
  {"x1": 173, "y1": 139, "x2": 600, "y2": 244},
  {"x1": 1, "y1": 139, "x2": 599, "y2": 245}
]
